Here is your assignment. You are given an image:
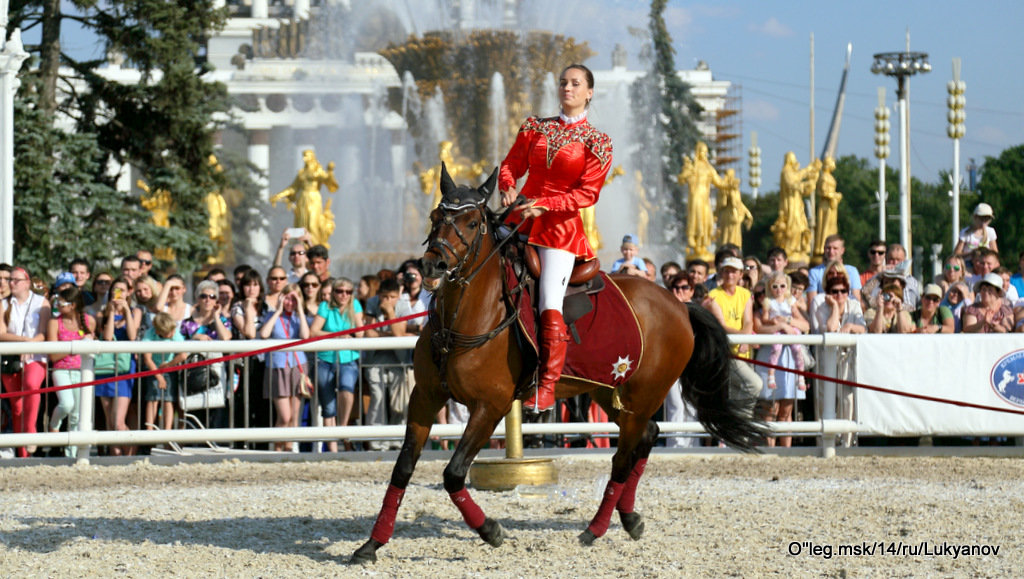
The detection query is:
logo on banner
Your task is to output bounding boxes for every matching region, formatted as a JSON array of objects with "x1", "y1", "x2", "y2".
[{"x1": 990, "y1": 349, "x2": 1024, "y2": 408}]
